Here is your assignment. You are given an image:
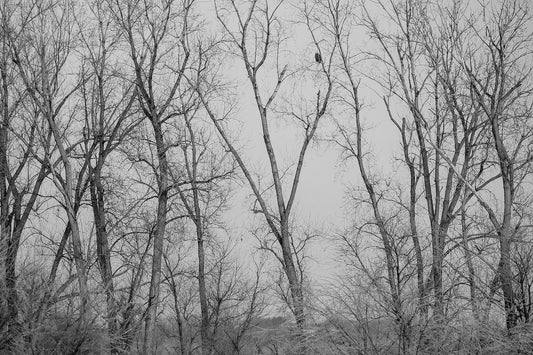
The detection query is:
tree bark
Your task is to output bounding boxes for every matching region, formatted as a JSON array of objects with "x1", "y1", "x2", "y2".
[
  {"x1": 90, "y1": 165, "x2": 117, "y2": 349},
  {"x1": 143, "y1": 121, "x2": 169, "y2": 353}
]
